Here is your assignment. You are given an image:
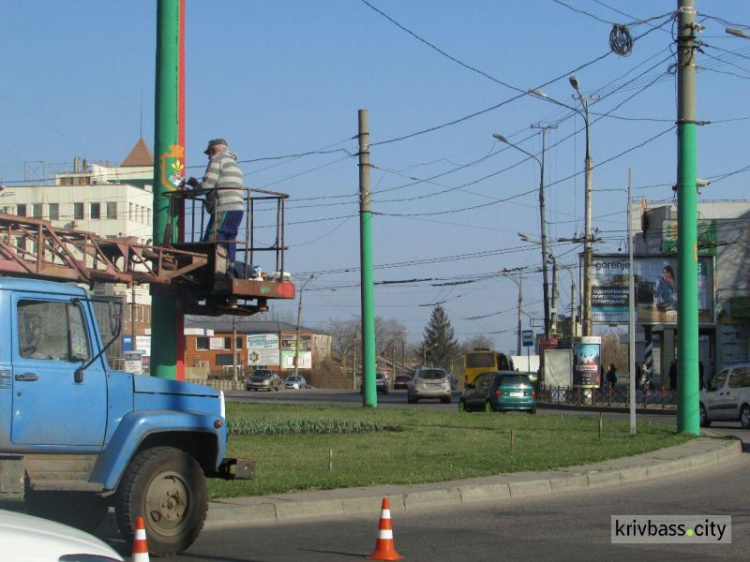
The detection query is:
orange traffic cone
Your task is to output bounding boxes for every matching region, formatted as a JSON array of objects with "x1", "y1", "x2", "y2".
[
  {"x1": 367, "y1": 498, "x2": 404, "y2": 561},
  {"x1": 132, "y1": 516, "x2": 150, "y2": 562}
]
